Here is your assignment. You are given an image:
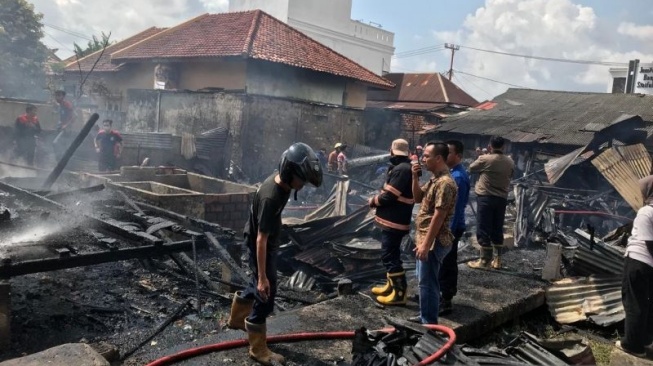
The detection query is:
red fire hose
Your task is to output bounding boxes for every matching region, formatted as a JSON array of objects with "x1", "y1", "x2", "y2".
[{"x1": 145, "y1": 325, "x2": 456, "y2": 366}]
